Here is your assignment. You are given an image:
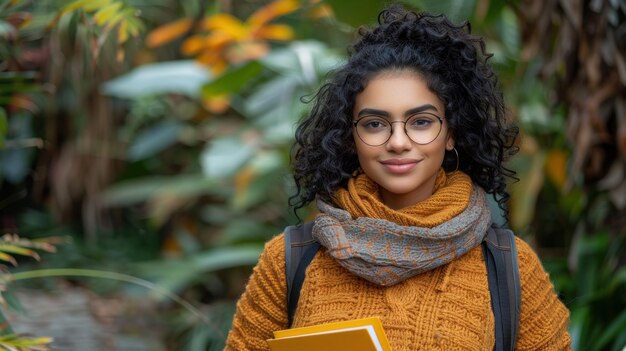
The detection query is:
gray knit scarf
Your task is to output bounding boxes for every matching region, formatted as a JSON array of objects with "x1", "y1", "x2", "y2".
[{"x1": 312, "y1": 186, "x2": 492, "y2": 286}]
